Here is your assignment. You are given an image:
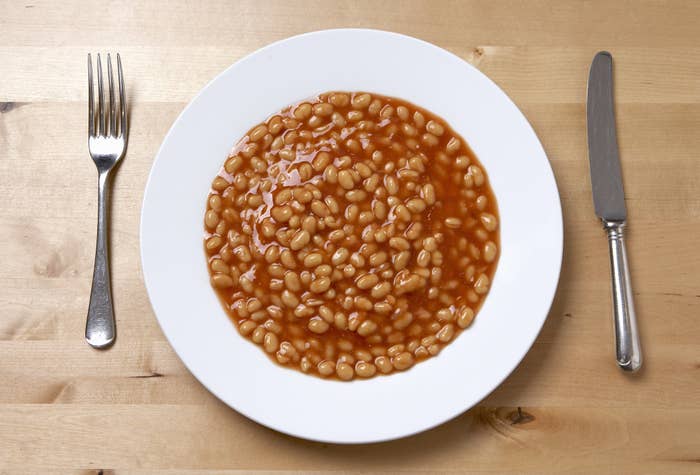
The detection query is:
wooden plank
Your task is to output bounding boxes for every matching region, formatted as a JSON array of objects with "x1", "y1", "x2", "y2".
[
  {"x1": 2, "y1": 0, "x2": 700, "y2": 48},
  {"x1": 2, "y1": 46, "x2": 700, "y2": 103},
  {"x1": 0, "y1": 338, "x2": 697, "y2": 408},
  {"x1": 0, "y1": 405, "x2": 697, "y2": 472}
]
